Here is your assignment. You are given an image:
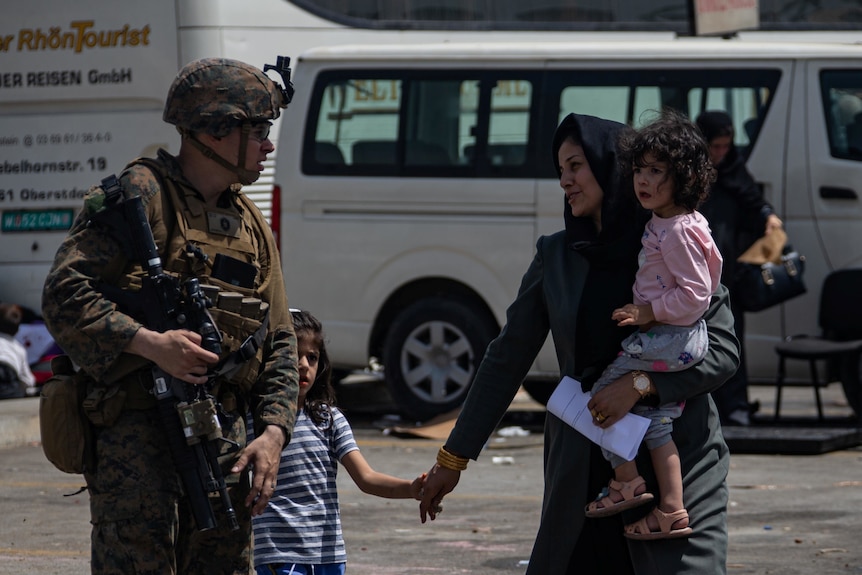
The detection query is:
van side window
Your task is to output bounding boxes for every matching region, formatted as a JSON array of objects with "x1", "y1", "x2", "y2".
[
  {"x1": 688, "y1": 86, "x2": 771, "y2": 156},
  {"x1": 821, "y1": 70, "x2": 862, "y2": 161},
  {"x1": 304, "y1": 72, "x2": 538, "y2": 177},
  {"x1": 553, "y1": 69, "x2": 779, "y2": 158},
  {"x1": 403, "y1": 79, "x2": 474, "y2": 167},
  {"x1": 561, "y1": 86, "x2": 629, "y2": 125},
  {"x1": 487, "y1": 80, "x2": 531, "y2": 166},
  {"x1": 313, "y1": 79, "x2": 401, "y2": 168}
]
